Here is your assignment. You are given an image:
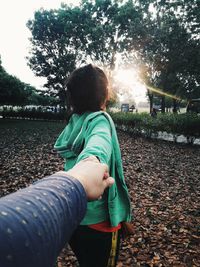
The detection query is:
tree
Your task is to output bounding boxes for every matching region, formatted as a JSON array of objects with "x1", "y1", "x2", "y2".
[
  {"x1": 27, "y1": 0, "x2": 146, "y2": 104},
  {"x1": 0, "y1": 56, "x2": 5, "y2": 73},
  {"x1": 0, "y1": 72, "x2": 26, "y2": 106},
  {"x1": 0, "y1": 58, "x2": 25, "y2": 106},
  {"x1": 177, "y1": 0, "x2": 200, "y2": 39},
  {"x1": 27, "y1": 0, "x2": 199, "y2": 110},
  {"x1": 0, "y1": 56, "x2": 42, "y2": 106},
  {"x1": 27, "y1": 7, "x2": 85, "y2": 106},
  {"x1": 28, "y1": 90, "x2": 58, "y2": 106},
  {"x1": 140, "y1": 0, "x2": 200, "y2": 112}
]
